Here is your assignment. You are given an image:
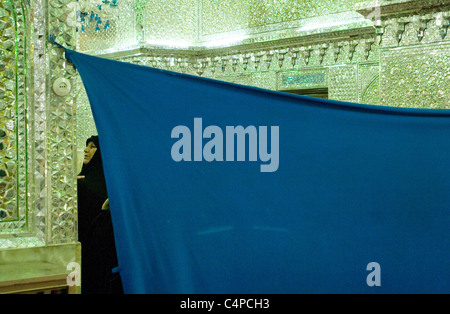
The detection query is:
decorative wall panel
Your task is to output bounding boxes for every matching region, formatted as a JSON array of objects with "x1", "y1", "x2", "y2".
[
  {"x1": 76, "y1": 0, "x2": 138, "y2": 53},
  {"x1": 200, "y1": 0, "x2": 373, "y2": 36},
  {"x1": 216, "y1": 71, "x2": 277, "y2": 91},
  {"x1": 358, "y1": 62, "x2": 380, "y2": 105},
  {"x1": 30, "y1": 0, "x2": 47, "y2": 248},
  {"x1": 328, "y1": 64, "x2": 359, "y2": 102},
  {"x1": 1, "y1": 0, "x2": 78, "y2": 249},
  {"x1": 142, "y1": 0, "x2": 198, "y2": 46},
  {"x1": 277, "y1": 68, "x2": 328, "y2": 91},
  {"x1": 0, "y1": 0, "x2": 29, "y2": 238},
  {"x1": 380, "y1": 42, "x2": 450, "y2": 108},
  {"x1": 47, "y1": 0, "x2": 78, "y2": 245}
]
